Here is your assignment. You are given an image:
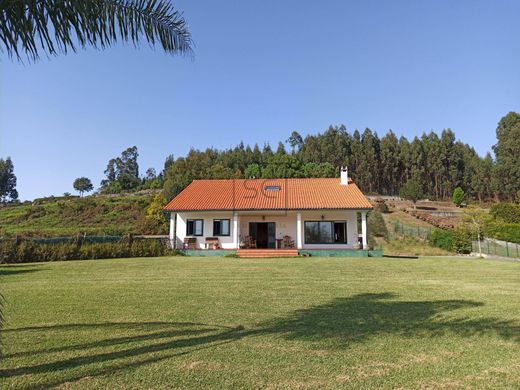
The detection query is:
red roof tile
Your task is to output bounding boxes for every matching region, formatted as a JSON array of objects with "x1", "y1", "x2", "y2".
[{"x1": 164, "y1": 178, "x2": 373, "y2": 211}]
